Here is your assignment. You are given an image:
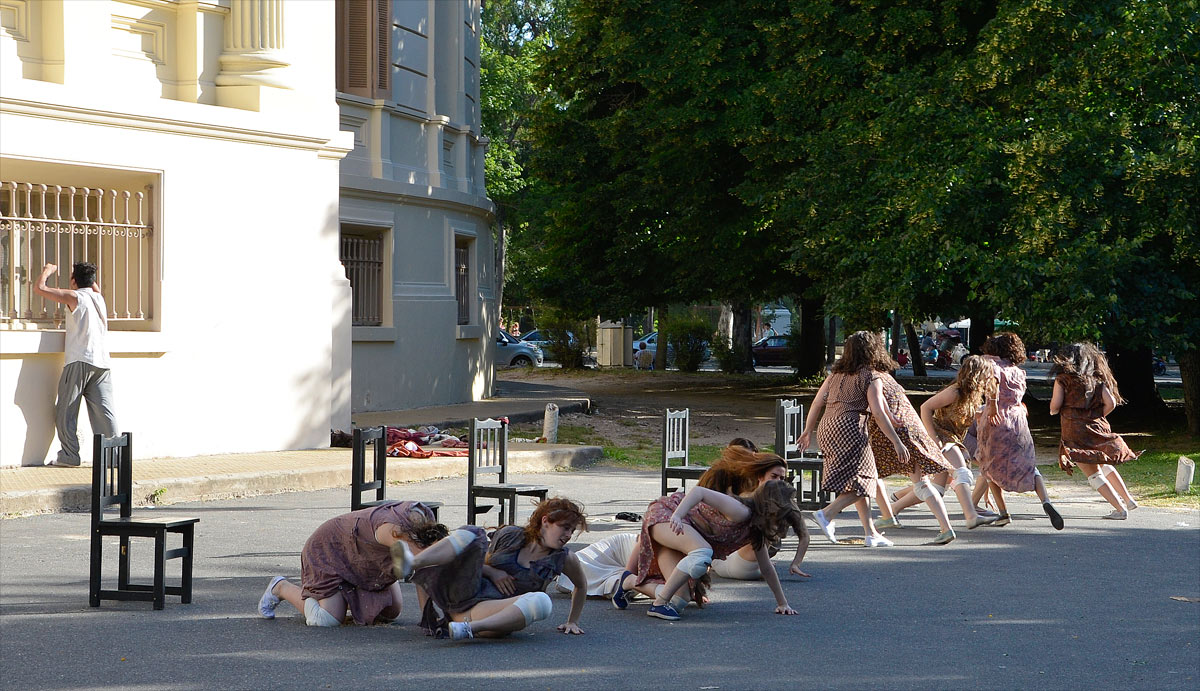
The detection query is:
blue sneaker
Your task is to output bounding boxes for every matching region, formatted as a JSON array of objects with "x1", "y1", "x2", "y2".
[
  {"x1": 612, "y1": 570, "x2": 634, "y2": 610},
  {"x1": 647, "y1": 603, "x2": 680, "y2": 621}
]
